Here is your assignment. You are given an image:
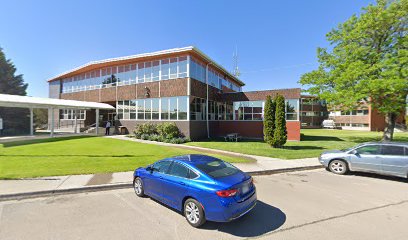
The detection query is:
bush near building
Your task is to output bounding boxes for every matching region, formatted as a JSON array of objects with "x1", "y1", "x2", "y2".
[
  {"x1": 263, "y1": 94, "x2": 288, "y2": 148},
  {"x1": 133, "y1": 122, "x2": 189, "y2": 144},
  {"x1": 263, "y1": 95, "x2": 275, "y2": 145},
  {"x1": 272, "y1": 95, "x2": 288, "y2": 148}
]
